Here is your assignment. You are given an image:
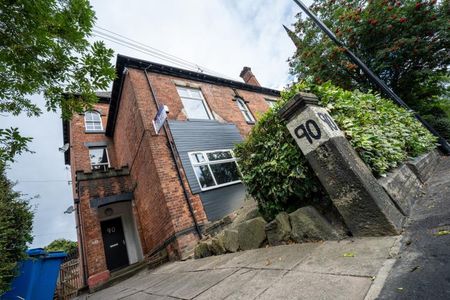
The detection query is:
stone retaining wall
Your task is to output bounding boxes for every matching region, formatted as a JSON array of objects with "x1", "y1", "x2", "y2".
[
  {"x1": 407, "y1": 149, "x2": 441, "y2": 183},
  {"x1": 379, "y1": 149, "x2": 441, "y2": 216}
]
